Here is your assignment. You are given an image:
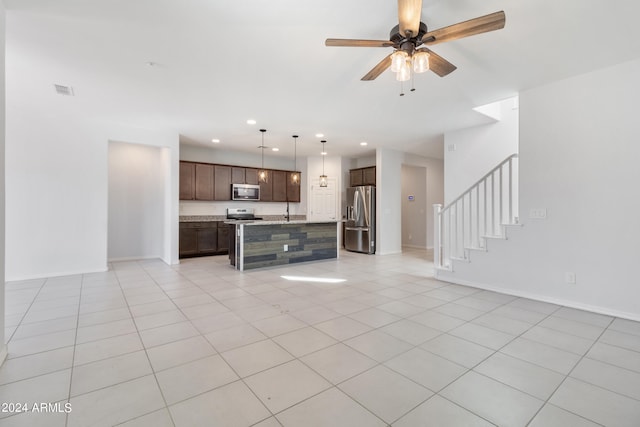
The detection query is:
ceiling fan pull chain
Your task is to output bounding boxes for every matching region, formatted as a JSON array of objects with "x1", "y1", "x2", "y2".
[
  {"x1": 411, "y1": 73, "x2": 416, "y2": 92},
  {"x1": 399, "y1": 80, "x2": 405, "y2": 96}
]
